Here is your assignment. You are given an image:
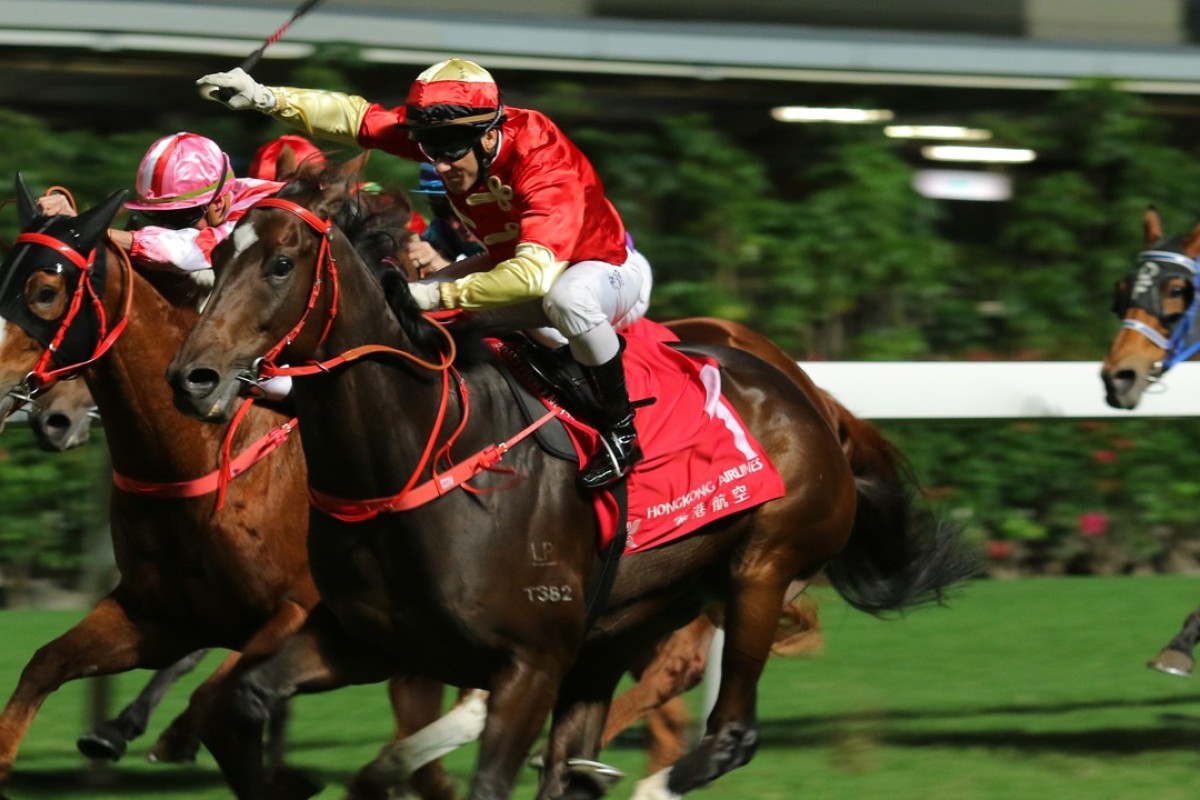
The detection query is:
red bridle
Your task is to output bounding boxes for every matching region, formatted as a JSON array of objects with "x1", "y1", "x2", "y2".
[
  {"x1": 11, "y1": 231, "x2": 131, "y2": 390},
  {"x1": 236, "y1": 195, "x2": 558, "y2": 521}
]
